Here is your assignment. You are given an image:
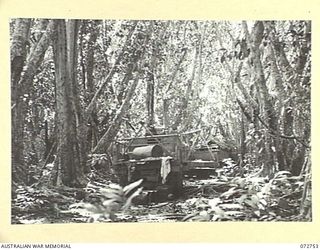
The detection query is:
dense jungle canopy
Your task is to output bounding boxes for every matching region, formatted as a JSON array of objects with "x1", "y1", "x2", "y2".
[{"x1": 11, "y1": 19, "x2": 311, "y2": 223}]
